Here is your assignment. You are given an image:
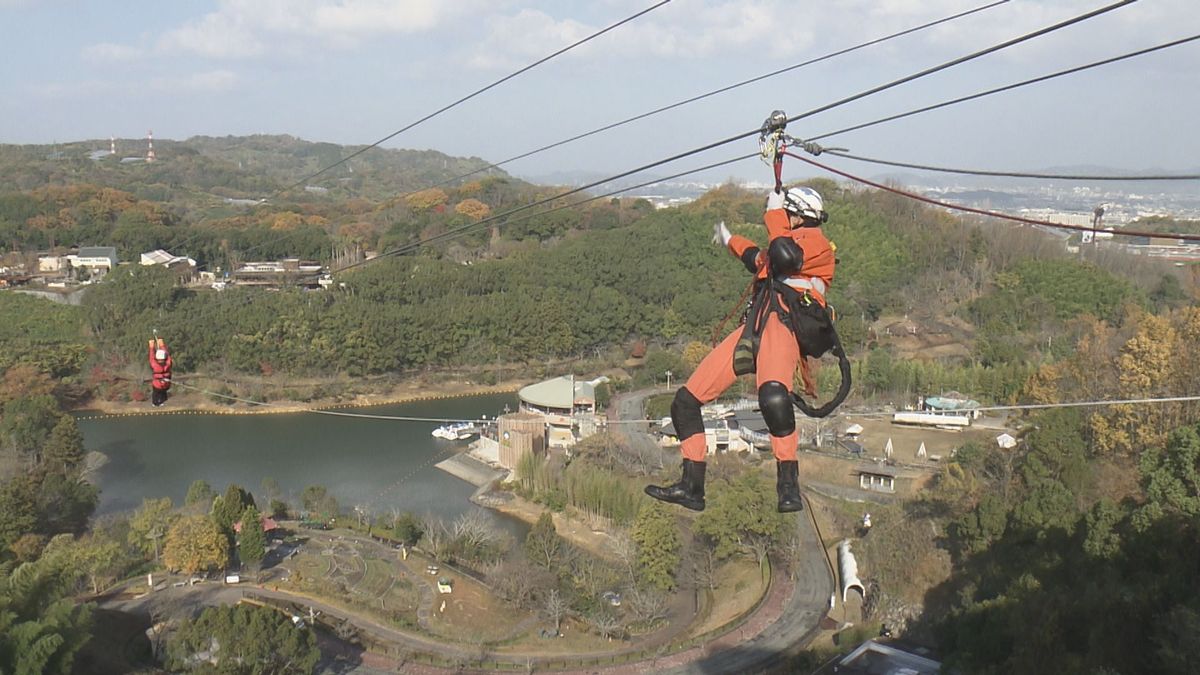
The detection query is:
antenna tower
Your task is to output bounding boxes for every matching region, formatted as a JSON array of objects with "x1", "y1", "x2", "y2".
[{"x1": 146, "y1": 130, "x2": 156, "y2": 163}]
